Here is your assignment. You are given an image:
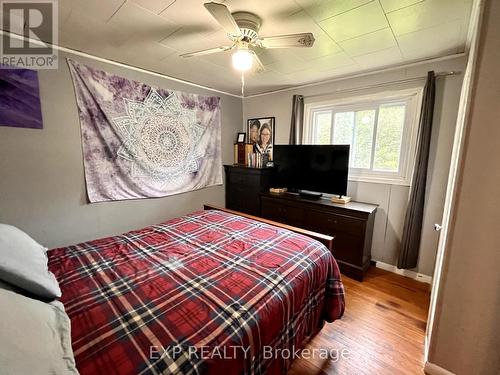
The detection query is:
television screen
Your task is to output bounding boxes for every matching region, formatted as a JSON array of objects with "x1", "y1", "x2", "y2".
[{"x1": 273, "y1": 145, "x2": 350, "y2": 196}]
